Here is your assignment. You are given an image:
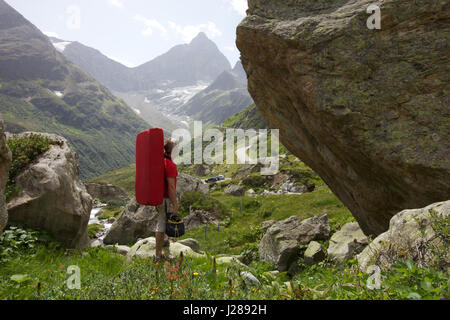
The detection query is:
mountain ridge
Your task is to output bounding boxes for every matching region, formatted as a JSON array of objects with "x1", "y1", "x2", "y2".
[
  {"x1": 51, "y1": 32, "x2": 232, "y2": 92},
  {"x1": 180, "y1": 60, "x2": 254, "y2": 124},
  {"x1": 0, "y1": 0, "x2": 150, "y2": 179}
]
